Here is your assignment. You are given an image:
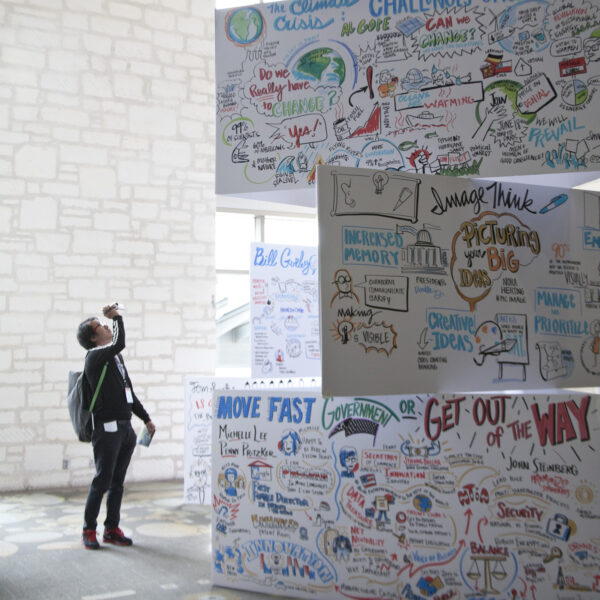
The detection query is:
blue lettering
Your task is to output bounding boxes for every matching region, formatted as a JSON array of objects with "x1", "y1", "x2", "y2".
[
  {"x1": 217, "y1": 395, "x2": 232, "y2": 419},
  {"x1": 268, "y1": 396, "x2": 281, "y2": 421},
  {"x1": 290, "y1": 0, "x2": 361, "y2": 16},
  {"x1": 216, "y1": 395, "x2": 262, "y2": 419},
  {"x1": 529, "y1": 117, "x2": 585, "y2": 149},
  {"x1": 266, "y1": 2, "x2": 285, "y2": 14},
  {"x1": 584, "y1": 229, "x2": 600, "y2": 249},
  {"x1": 274, "y1": 14, "x2": 334, "y2": 31},
  {"x1": 370, "y1": 0, "x2": 383, "y2": 16},
  {"x1": 432, "y1": 331, "x2": 473, "y2": 352},
  {"x1": 535, "y1": 289, "x2": 578, "y2": 310},
  {"x1": 254, "y1": 247, "x2": 278, "y2": 267},
  {"x1": 427, "y1": 310, "x2": 476, "y2": 334},
  {"x1": 254, "y1": 247, "x2": 264, "y2": 265},
  {"x1": 268, "y1": 396, "x2": 316, "y2": 423},
  {"x1": 369, "y1": 0, "x2": 473, "y2": 18},
  {"x1": 304, "y1": 397, "x2": 316, "y2": 423},
  {"x1": 251, "y1": 397, "x2": 261, "y2": 418},
  {"x1": 279, "y1": 247, "x2": 318, "y2": 275},
  {"x1": 279, "y1": 397, "x2": 293, "y2": 422},
  {"x1": 280, "y1": 247, "x2": 292, "y2": 269}
]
